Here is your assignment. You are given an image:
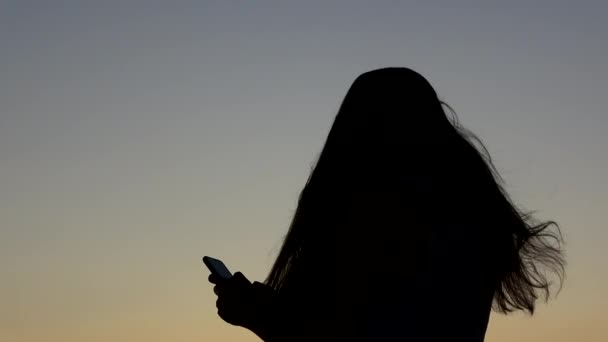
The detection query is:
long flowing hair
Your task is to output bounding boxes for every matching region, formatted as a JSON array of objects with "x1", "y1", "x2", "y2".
[{"x1": 264, "y1": 67, "x2": 565, "y2": 314}]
